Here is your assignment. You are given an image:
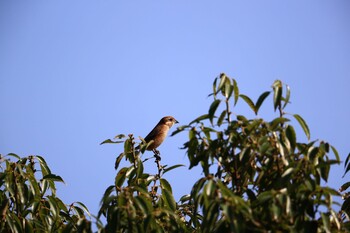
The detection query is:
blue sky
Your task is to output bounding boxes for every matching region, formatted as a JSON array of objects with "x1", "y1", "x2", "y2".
[{"x1": 1, "y1": 0, "x2": 349, "y2": 222}]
